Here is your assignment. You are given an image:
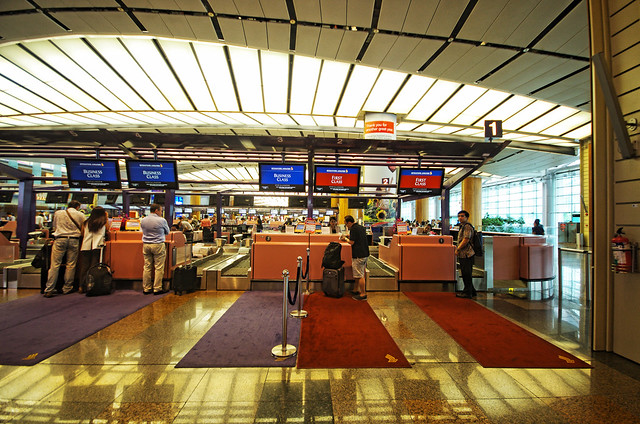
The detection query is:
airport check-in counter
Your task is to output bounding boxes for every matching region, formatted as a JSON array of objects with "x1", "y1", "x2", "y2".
[
  {"x1": 483, "y1": 234, "x2": 554, "y2": 290},
  {"x1": 378, "y1": 234, "x2": 456, "y2": 281},
  {"x1": 104, "y1": 230, "x2": 189, "y2": 280},
  {"x1": 251, "y1": 233, "x2": 353, "y2": 281}
]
